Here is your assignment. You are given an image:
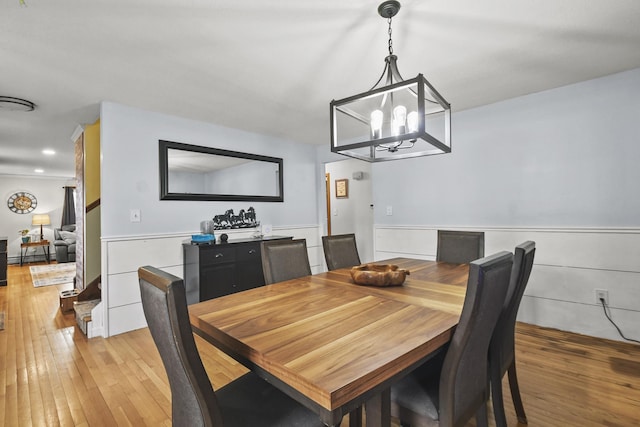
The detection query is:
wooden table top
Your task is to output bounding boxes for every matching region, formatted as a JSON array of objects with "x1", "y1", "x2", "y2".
[
  {"x1": 20, "y1": 239, "x2": 50, "y2": 247},
  {"x1": 189, "y1": 257, "x2": 469, "y2": 426}
]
